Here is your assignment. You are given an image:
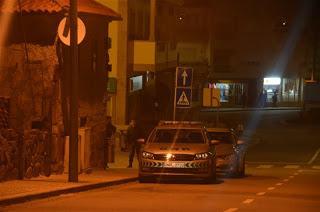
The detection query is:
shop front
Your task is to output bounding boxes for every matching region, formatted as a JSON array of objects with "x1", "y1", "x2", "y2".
[
  {"x1": 209, "y1": 80, "x2": 253, "y2": 107},
  {"x1": 263, "y1": 77, "x2": 303, "y2": 106}
]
